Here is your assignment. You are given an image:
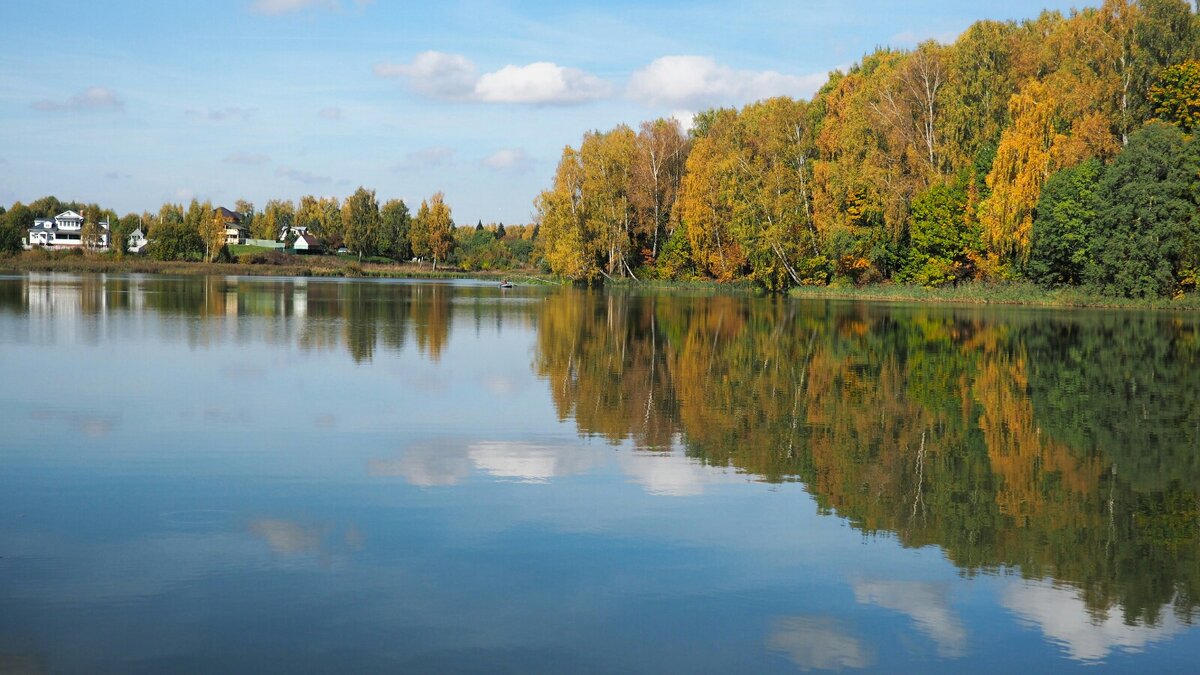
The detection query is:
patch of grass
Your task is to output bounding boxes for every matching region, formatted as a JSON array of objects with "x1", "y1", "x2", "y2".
[
  {"x1": 228, "y1": 244, "x2": 281, "y2": 257},
  {"x1": 787, "y1": 281, "x2": 1200, "y2": 310}
]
